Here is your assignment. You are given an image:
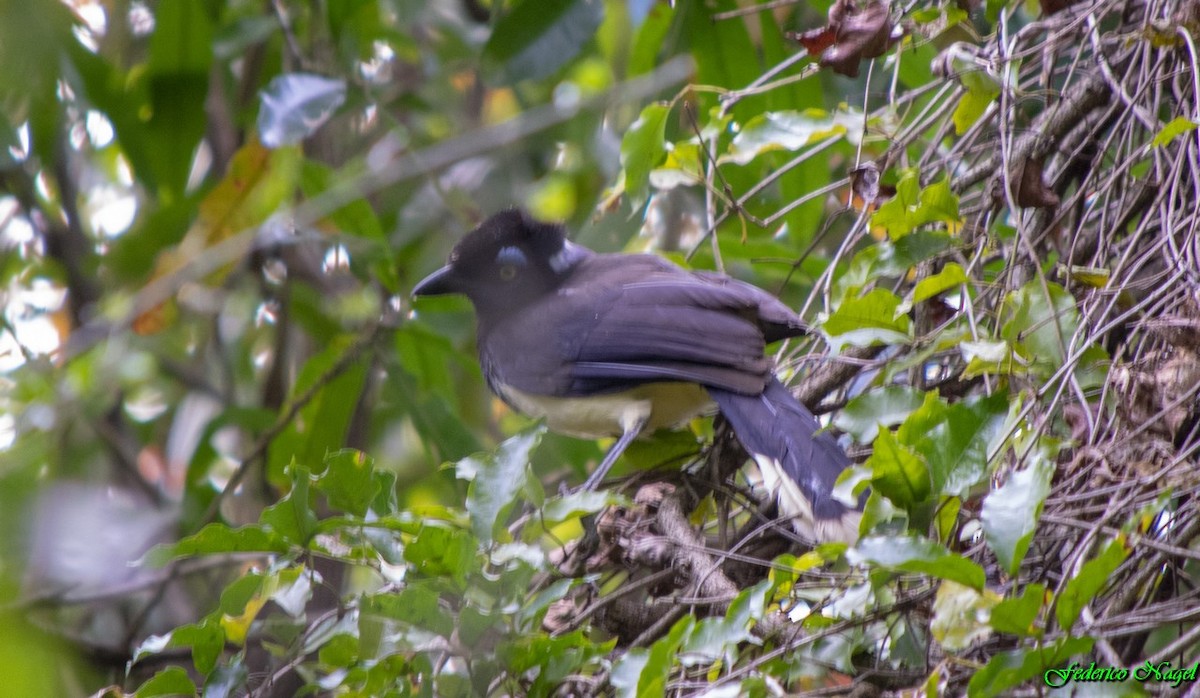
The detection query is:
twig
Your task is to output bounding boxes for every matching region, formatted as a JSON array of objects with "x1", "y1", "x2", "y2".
[{"x1": 200, "y1": 322, "x2": 384, "y2": 524}]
